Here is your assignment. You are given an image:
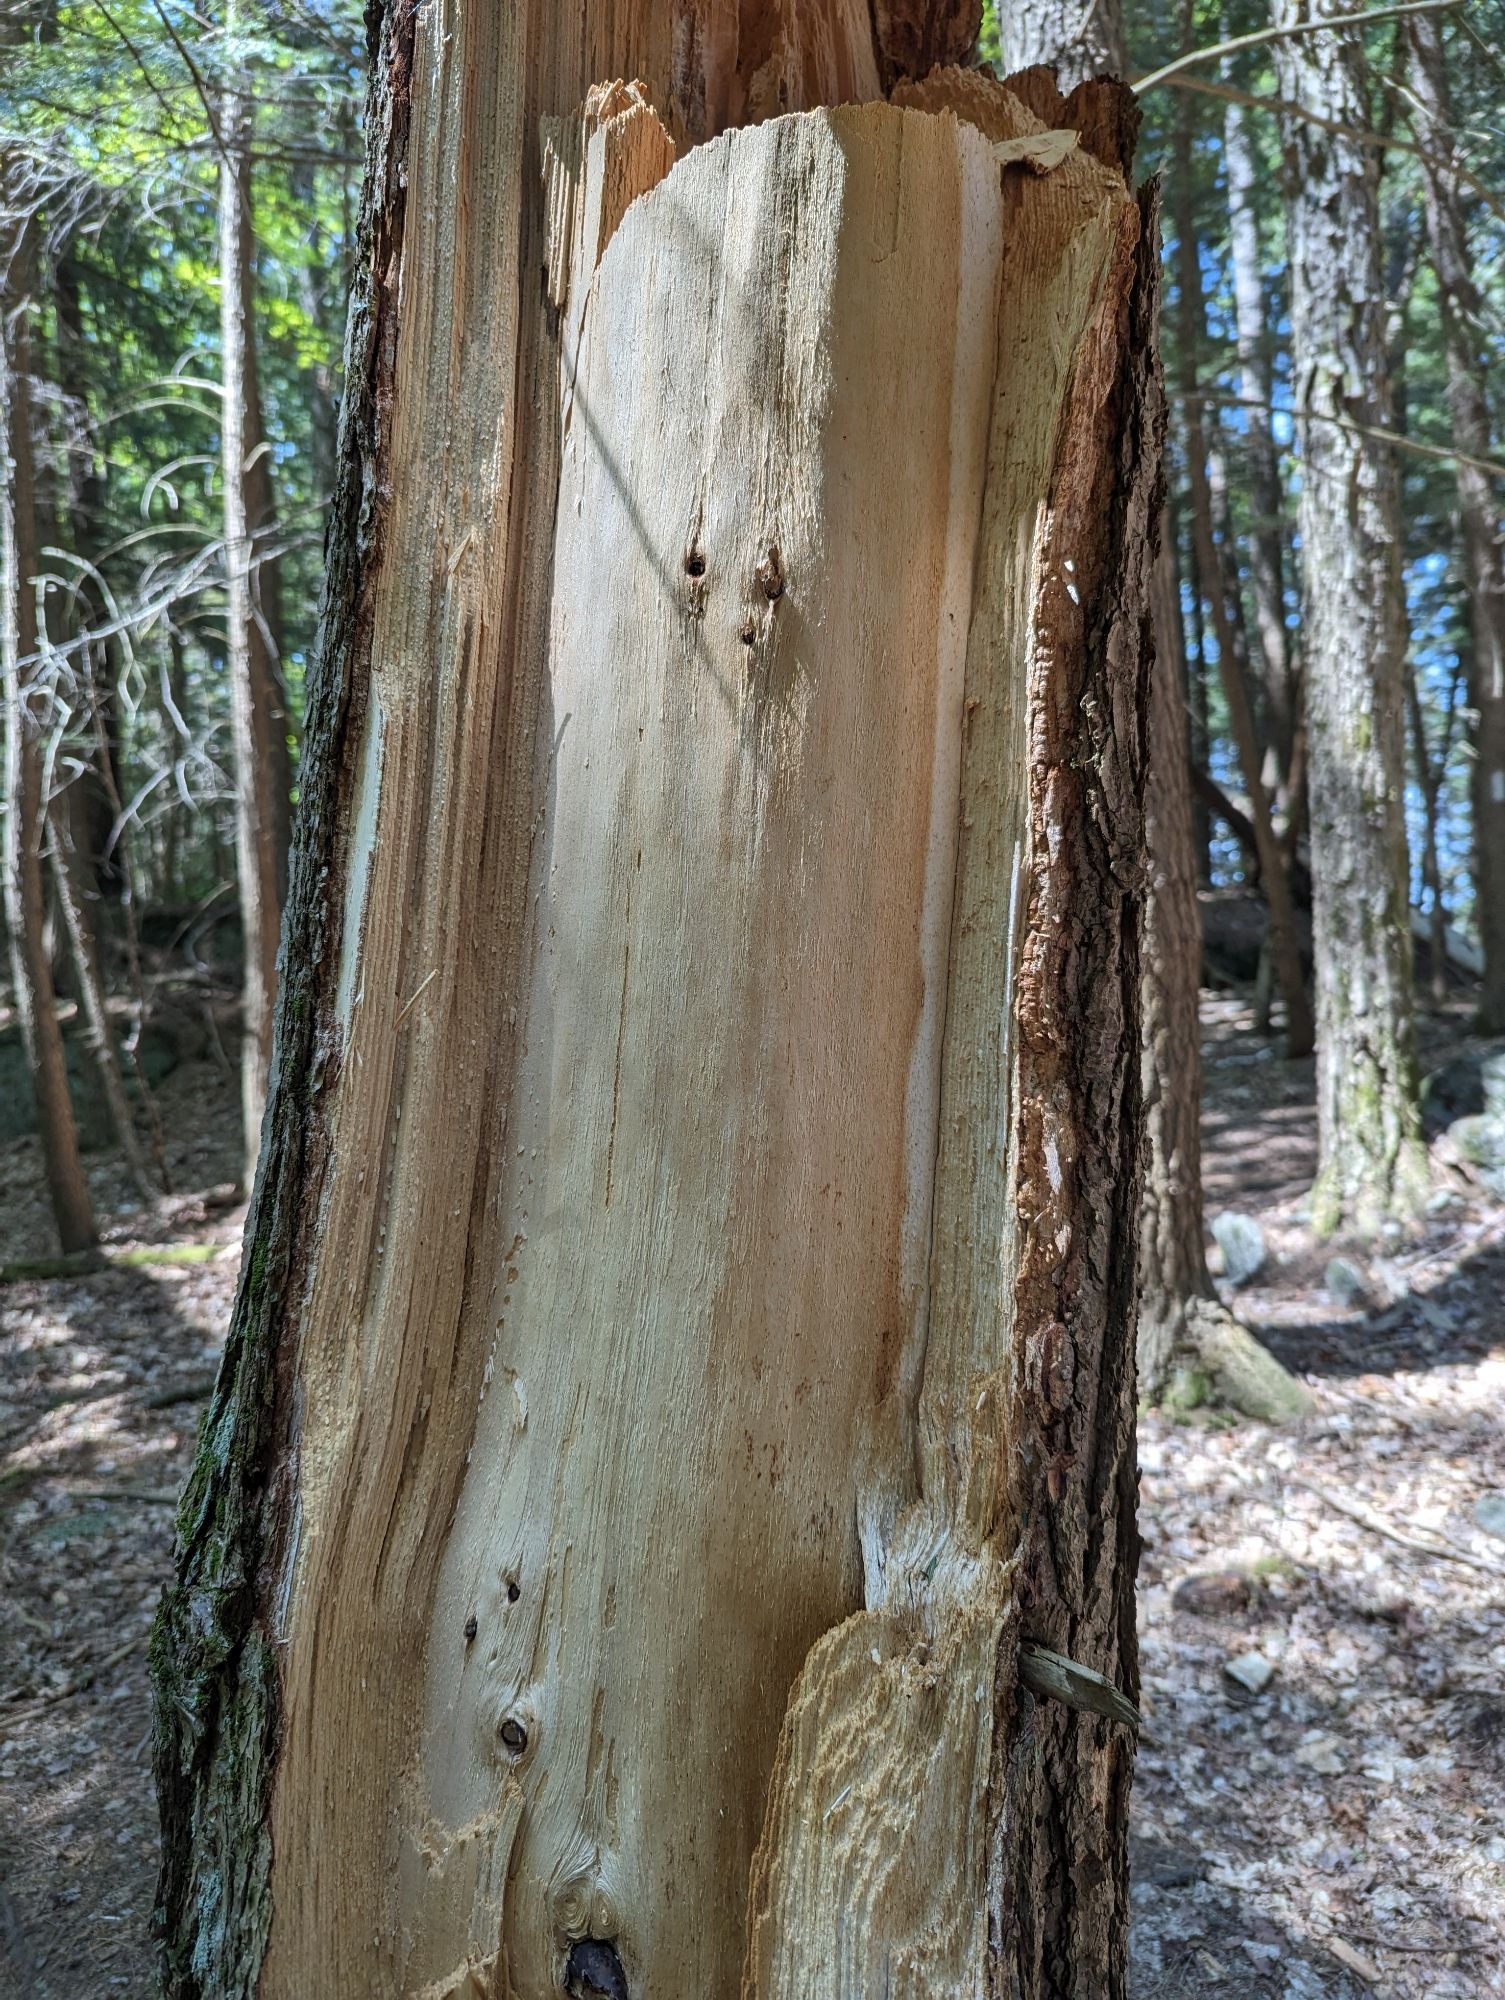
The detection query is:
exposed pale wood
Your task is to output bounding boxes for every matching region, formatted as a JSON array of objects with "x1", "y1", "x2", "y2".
[
  {"x1": 153, "y1": 12, "x2": 1155, "y2": 1996},
  {"x1": 277, "y1": 89, "x2": 1036, "y2": 1998}
]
